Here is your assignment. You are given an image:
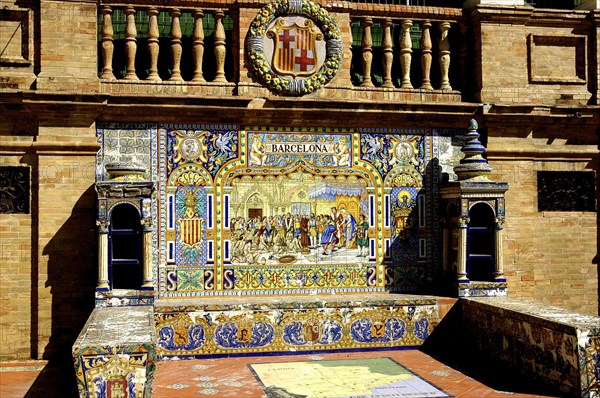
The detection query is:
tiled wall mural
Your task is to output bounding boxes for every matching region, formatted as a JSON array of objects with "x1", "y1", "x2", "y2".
[
  {"x1": 157, "y1": 125, "x2": 465, "y2": 297},
  {"x1": 153, "y1": 297, "x2": 437, "y2": 357},
  {"x1": 96, "y1": 124, "x2": 465, "y2": 297}
]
